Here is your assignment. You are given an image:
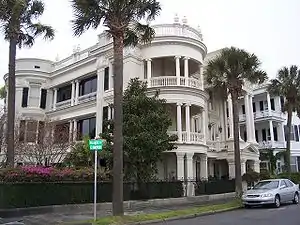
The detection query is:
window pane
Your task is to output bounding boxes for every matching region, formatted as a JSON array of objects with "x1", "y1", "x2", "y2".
[
  {"x1": 104, "y1": 67, "x2": 109, "y2": 91},
  {"x1": 19, "y1": 120, "x2": 26, "y2": 142},
  {"x1": 38, "y1": 122, "x2": 45, "y2": 144},
  {"x1": 57, "y1": 85, "x2": 72, "y2": 102},
  {"x1": 40, "y1": 89, "x2": 47, "y2": 109},
  {"x1": 294, "y1": 125, "x2": 299, "y2": 142}
]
